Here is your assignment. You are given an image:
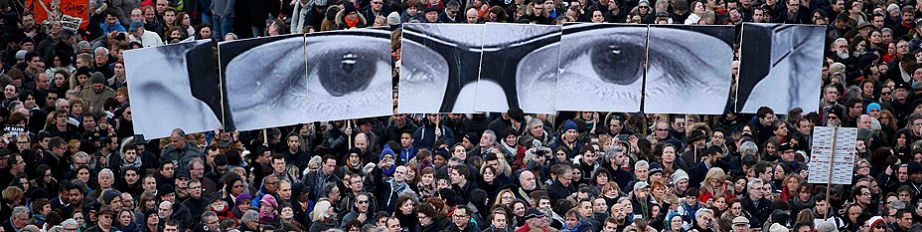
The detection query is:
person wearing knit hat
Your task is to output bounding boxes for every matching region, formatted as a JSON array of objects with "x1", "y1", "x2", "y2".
[
  {"x1": 258, "y1": 194, "x2": 279, "y2": 225},
  {"x1": 423, "y1": 6, "x2": 440, "y2": 23},
  {"x1": 433, "y1": 147, "x2": 449, "y2": 164},
  {"x1": 14, "y1": 50, "x2": 26, "y2": 61},
  {"x1": 379, "y1": 144, "x2": 397, "y2": 175},
  {"x1": 731, "y1": 217, "x2": 751, "y2": 232},
  {"x1": 769, "y1": 223, "x2": 788, "y2": 232},
  {"x1": 338, "y1": 3, "x2": 367, "y2": 29},
  {"x1": 386, "y1": 11, "x2": 401, "y2": 27},
  {"x1": 867, "y1": 216, "x2": 886, "y2": 231},
  {"x1": 562, "y1": 120, "x2": 578, "y2": 133},
  {"x1": 866, "y1": 102, "x2": 881, "y2": 114},
  {"x1": 101, "y1": 189, "x2": 122, "y2": 205},
  {"x1": 672, "y1": 169, "x2": 689, "y2": 187},
  {"x1": 235, "y1": 193, "x2": 252, "y2": 205},
  {"x1": 91, "y1": 72, "x2": 106, "y2": 85}
]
